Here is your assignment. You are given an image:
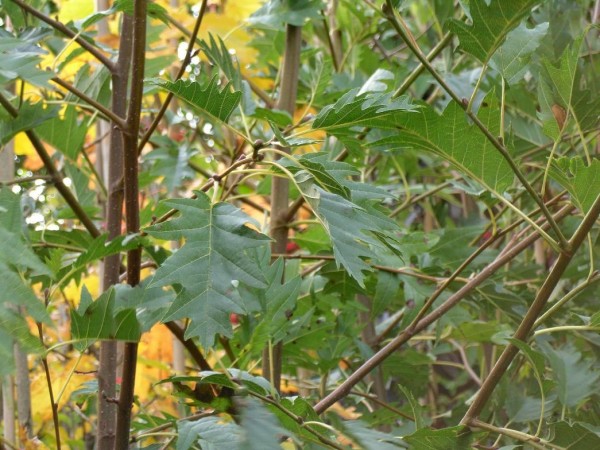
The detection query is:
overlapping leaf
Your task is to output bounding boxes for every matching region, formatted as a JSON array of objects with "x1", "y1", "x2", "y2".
[
  {"x1": 246, "y1": 258, "x2": 302, "y2": 351},
  {"x1": 200, "y1": 33, "x2": 242, "y2": 90},
  {"x1": 71, "y1": 287, "x2": 141, "y2": 350},
  {"x1": 248, "y1": 0, "x2": 324, "y2": 28},
  {"x1": 145, "y1": 192, "x2": 270, "y2": 346},
  {"x1": 0, "y1": 188, "x2": 50, "y2": 374},
  {"x1": 293, "y1": 169, "x2": 401, "y2": 286},
  {"x1": 0, "y1": 188, "x2": 51, "y2": 322},
  {"x1": 490, "y1": 22, "x2": 549, "y2": 84},
  {"x1": 549, "y1": 157, "x2": 599, "y2": 213},
  {"x1": 36, "y1": 106, "x2": 87, "y2": 160},
  {"x1": 448, "y1": 0, "x2": 540, "y2": 63},
  {"x1": 0, "y1": 28, "x2": 53, "y2": 87},
  {"x1": 148, "y1": 76, "x2": 242, "y2": 124},
  {"x1": 312, "y1": 88, "x2": 416, "y2": 132},
  {"x1": 538, "y1": 37, "x2": 583, "y2": 139},
  {"x1": 371, "y1": 94, "x2": 515, "y2": 194},
  {"x1": 0, "y1": 102, "x2": 58, "y2": 145},
  {"x1": 550, "y1": 422, "x2": 600, "y2": 450}
]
